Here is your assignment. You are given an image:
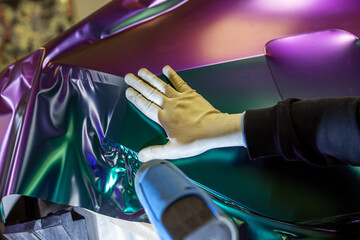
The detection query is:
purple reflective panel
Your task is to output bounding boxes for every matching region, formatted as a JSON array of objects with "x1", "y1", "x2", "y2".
[
  {"x1": 44, "y1": 0, "x2": 188, "y2": 70},
  {"x1": 51, "y1": 0, "x2": 360, "y2": 75},
  {"x1": 0, "y1": 49, "x2": 45, "y2": 195},
  {"x1": 265, "y1": 30, "x2": 360, "y2": 99}
]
